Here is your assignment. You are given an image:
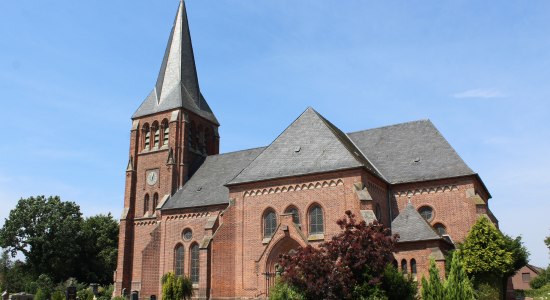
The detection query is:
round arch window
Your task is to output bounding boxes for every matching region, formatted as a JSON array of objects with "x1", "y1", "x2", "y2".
[
  {"x1": 284, "y1": 206, "x2": 300, "y2": 225},
  {"x1": 434, "y1": 223, "x2": 447, "y2": 235},
  {"x1": 418, "y1": 206, "x2": 434, "y2": 222},
  {"x1": 263, "y1": 209, "x2": 277, "y2": 238},
  {"x1": 183, "y1": 229, "x2": 193, "y2": 241}
]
